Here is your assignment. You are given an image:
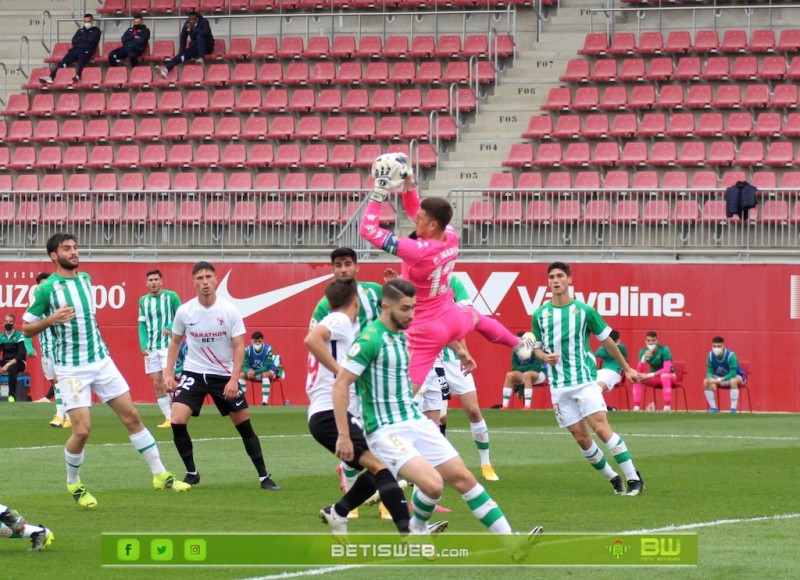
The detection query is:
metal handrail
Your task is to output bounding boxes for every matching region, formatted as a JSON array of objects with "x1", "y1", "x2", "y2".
[
  {"x1": 449, "y1": 81, "x2": 465, "y2": 125},
  {"x1": 41, "y1": 11, "x2": 52, "y2": 54},
  {"x1": 18, "y1": 36, "x2": 30, "y2": 80},
  {"x1": 0, "y1": 63, "x2": 7, "y2": 108}
]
